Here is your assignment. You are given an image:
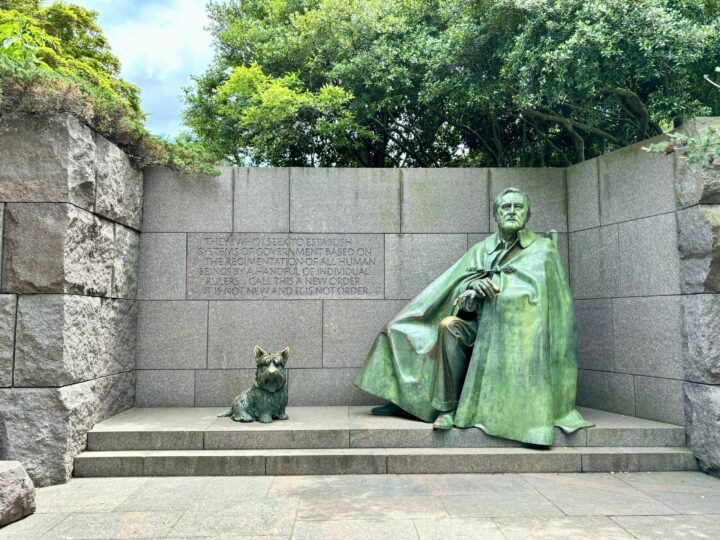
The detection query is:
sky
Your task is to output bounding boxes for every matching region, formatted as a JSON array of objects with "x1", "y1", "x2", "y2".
[{"x1": 72, "y1": 0, "x2": 215, "y2": 137}]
